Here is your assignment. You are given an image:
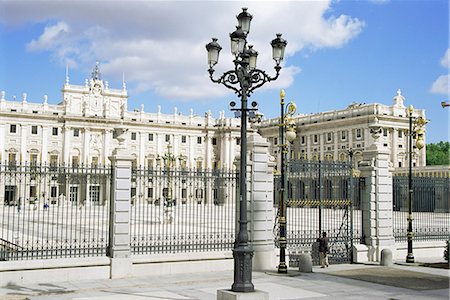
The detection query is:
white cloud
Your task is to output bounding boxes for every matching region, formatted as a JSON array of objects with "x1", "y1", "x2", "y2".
[
  {"x1": 430, "y1": 49, "x2": 450, "y2": 96},
  {"x1": 27, "y1": 22, "x2": 69, "y2": 51},
  {"x1": 3, "y1": 1, "x2": 365, "y2": 101},
  {"x1": 430, "y1": 74, "x2": 449, "y2": 96},
  {"x1": 440, "y1": 48, "x2": 450, "y2": 69}
]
